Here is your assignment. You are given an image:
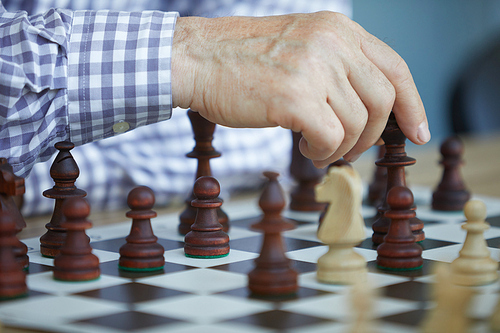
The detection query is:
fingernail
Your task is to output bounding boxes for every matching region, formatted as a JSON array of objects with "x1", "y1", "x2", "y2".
[
  {"x1": 417, "y1": 122, "x2": 431, "y2": 143},
  {"x1": 346, "y1": 153, "x2": 361, "y2": 163}
]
